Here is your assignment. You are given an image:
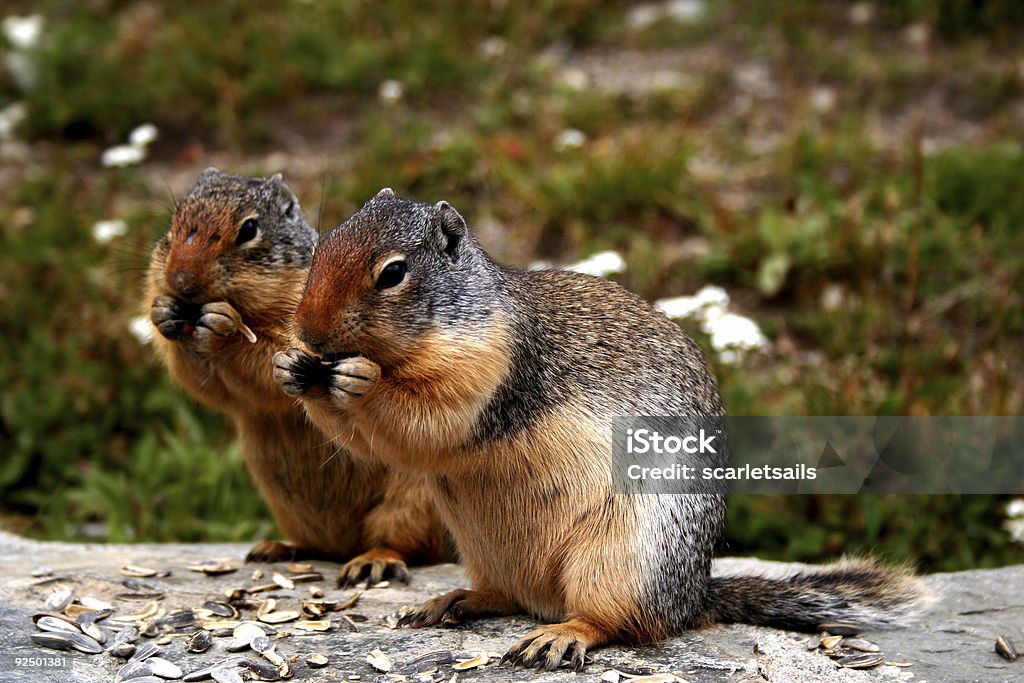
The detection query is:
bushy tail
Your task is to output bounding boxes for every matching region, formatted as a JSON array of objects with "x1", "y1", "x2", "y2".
[{"x1": 706, "y1": 558, "x2": 929, "y2": 631}]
